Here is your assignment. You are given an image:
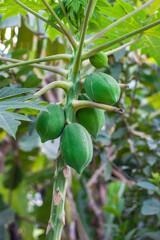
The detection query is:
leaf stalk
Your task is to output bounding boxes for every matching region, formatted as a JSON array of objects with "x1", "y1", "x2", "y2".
[
  {"x1": 13, "y1": 0, "x2": 64, "y2": 34},
  {"x1": 41, "y1": 0, "x2": 77, "y2": 49},
  {"x1": 82, "y1": 20, "x2": 160, "y2": 60},
  {"x1": 72, "y1": 100, "x2": 123, "y2": 113},
  {"x1": 33, "y1": 81, "x2": 72, "y2": 100},
  {"x1": 84, "y1": 0, "x2": 156, "y2": 46},
  {"x1": 0, "y1": 57, "x2": 68, "y2": 77}
]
